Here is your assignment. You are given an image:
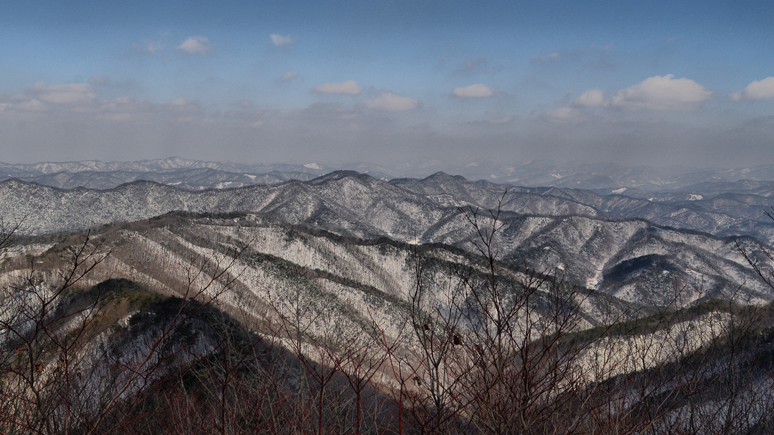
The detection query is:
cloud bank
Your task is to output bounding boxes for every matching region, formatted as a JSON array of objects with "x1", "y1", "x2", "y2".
[
  {"x1": 312, "y1": 81, "x2": 364, "y2": 95},
  {"x1": 571, "y1": 89, "x2": 605, "y2": 108},
  {"x1": 452, "y1": 84, "x2": 497, "y2": 98},
  {"x1": 569, "y1": 75, "x2": 712, "y2": 111},
  {"x1": 729, "y1": 77, "x2": 774, "y2": 101},
  {"x1": 608, "y1": 75, "x2": 712, "y2": 111},
  {"x1": 541, "y1": 107, "x2": 589, "y2": 123},
  {"x1": 26, "y1": 82, "x2": 97, "y2": 106},
  {"x1": 359, "y1": 93, "x2": 420, "y2": 111}
]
